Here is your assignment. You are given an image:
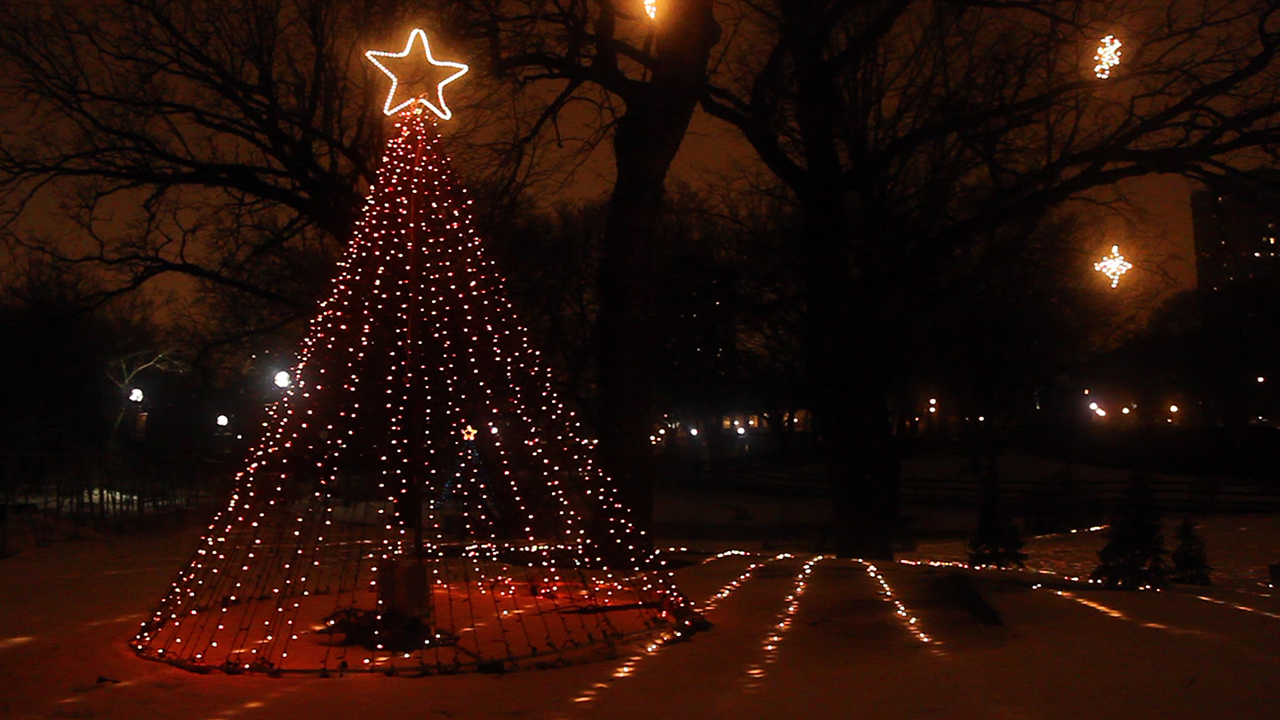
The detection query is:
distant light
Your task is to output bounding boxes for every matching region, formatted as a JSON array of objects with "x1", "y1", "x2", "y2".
[
  {"x1": 1089, "y1": 402, "x2": 1099, "y2": 411},
  {"x1": 928, "y1": 407, "x2": 937, "y2": 414},
  {"x1": 1258, "y1": 376, "x2": 1266, "y2": 383},
  {"x1": 1095, "y1": 408, "x2": 1106, "y2": 417},
  {"x1": 736, "y1": 426, "x2": 746, "y2": 436},
  {"x1": 1121, "y1": 407, "x2": 1130, "y2": 415},
  {"x1": 978, "y1": 416, "x2": 985, "y2": 422},
  {"x1": 689, "y1": 427, "x2": 699, "y2": 437},
  {"x1": 216, "y1": 415, "x2": 229, "y2": 427},
  {"x1": 658, "y1": 428, "x2": 666, "y2": 435},
  {"x1": 128, "y1": 388, "x2": 144, "y2": 403},
  {"x1": 490, "y1": 426, "x2": 499, "y2": 434},
  {"x1": 1084, "y1": 389, "x2": 1090, "y2": 395},
  {"x1": 1169, "y1": 404, "x2": 1179, "y2": 413},
  {"x1": 274, "y1": 370, "x2": 292, "y2": 388},
  {"x1": 929, "y1": 398, "x2": 937, "y2": 405}
]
